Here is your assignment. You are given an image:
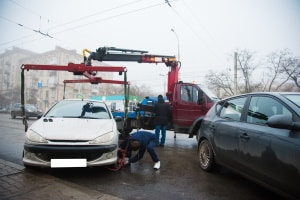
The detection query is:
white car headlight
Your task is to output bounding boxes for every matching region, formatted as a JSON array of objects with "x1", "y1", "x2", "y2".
[
  {"x1": 26, "y1": 129, "x2": 47, "y2": 143},
  {"x1": 90, "y1": 131, "x2": 114, "y2": 144}
]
